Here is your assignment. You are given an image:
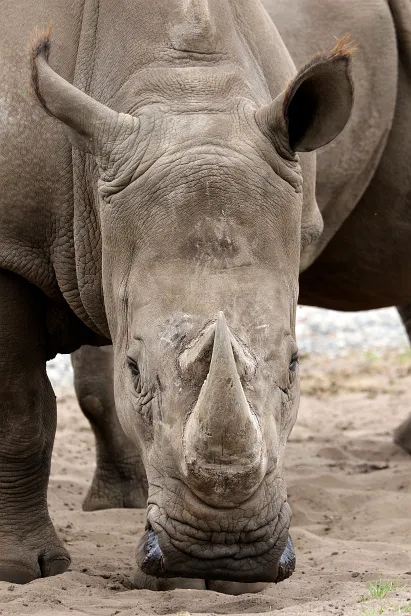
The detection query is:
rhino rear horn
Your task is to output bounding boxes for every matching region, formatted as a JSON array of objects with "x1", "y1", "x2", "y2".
[{"x1": 30, "y1": 29, "x2": 137, "y2": 155}]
